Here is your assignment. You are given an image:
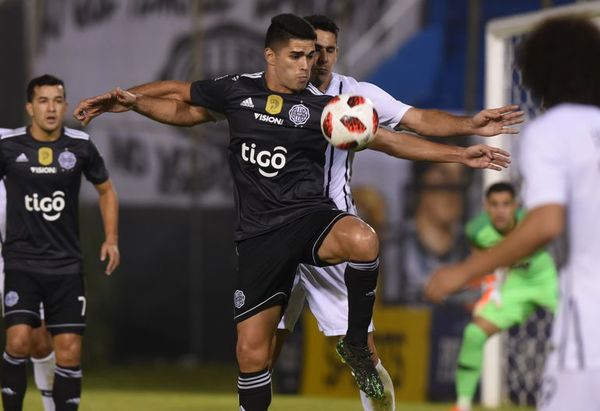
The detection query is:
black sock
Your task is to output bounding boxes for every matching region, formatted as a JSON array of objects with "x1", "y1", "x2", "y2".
[
  {"x1": 237, "y1": 368, "x2": 272, "y2": 411},
  {"x1": 1, "y1": 352, "x2": 28, "y2": 411},
  {"x1": 344, "y1": 258, "x2": 379, "y2": 347},
  {"x1": 53, "y1": 365, "x2": 82, "y2": 411}
]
